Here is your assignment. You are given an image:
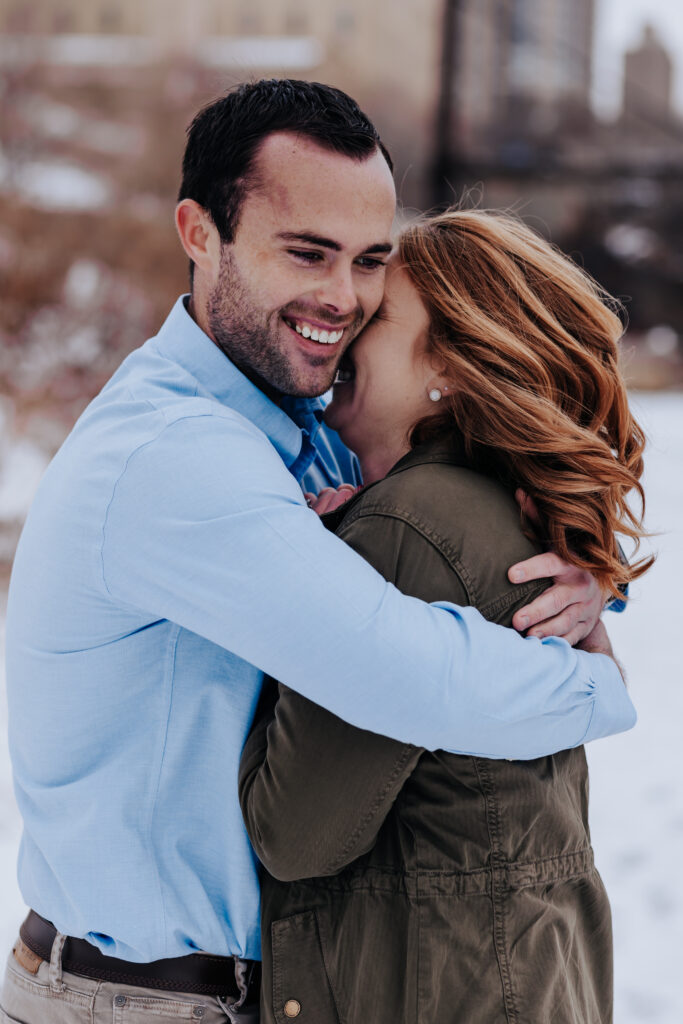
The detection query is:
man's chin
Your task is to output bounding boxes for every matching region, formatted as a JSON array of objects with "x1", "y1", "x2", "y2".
[
  {"x1": 286, "y1": 379, "x2": 337, "y2": 400},
  {"x1": 285, "y1": 363, "x2": 340, "y2": 399}
]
